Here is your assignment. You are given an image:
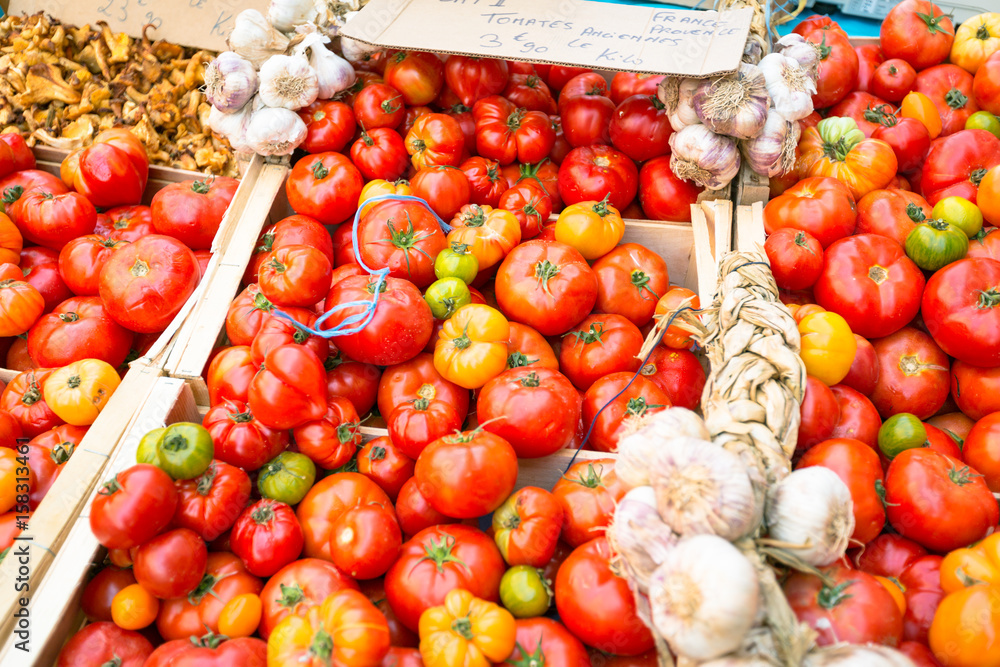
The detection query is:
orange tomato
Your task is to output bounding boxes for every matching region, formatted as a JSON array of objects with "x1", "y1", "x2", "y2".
[
  {"x1": 218, "y1": 593, "x2": 263, "y2": 638},
  {"x1": 554, "y1": 197, "x2": 626, "y2": 260},
  {"x1": 940, "y1": 533, "x2": 1000, "y2": 593},
  {"x1": 901, "y1": 91, "x2": 943, "y2": 139},
  {"x1": 797, "y1": 117, "x2": 898, "y2": 200},
  {"x1": 447, "y1": 204, "x2": 521, "y2": 270},
  {"x1": 434, "y1": 304, "x2": 510, "y2": 390},
  {"x1": 875, "y1": 575, "x2": 908, "y2": 614},
  {"x1": 111, "y1": 584, "x2": 160, "y2": 630},
  {"x1": 929, "y1": 584, "x2": 1000, "y2": 666},
  {"x1": 0, "y1": 213, "x2": 22, "y2": 266},
  {"x1": 654, "y1": 287, "x2": 700, "y2": 350},
  {"x1": 0, "y1": 279, "x2": 43, "y2": 337},
  {"x1": 0, "y1": 448, "x2": 25, "y2": 514},
  {"x1": 979, "y1": 165, "x2": 1000, "y2": 227}
]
